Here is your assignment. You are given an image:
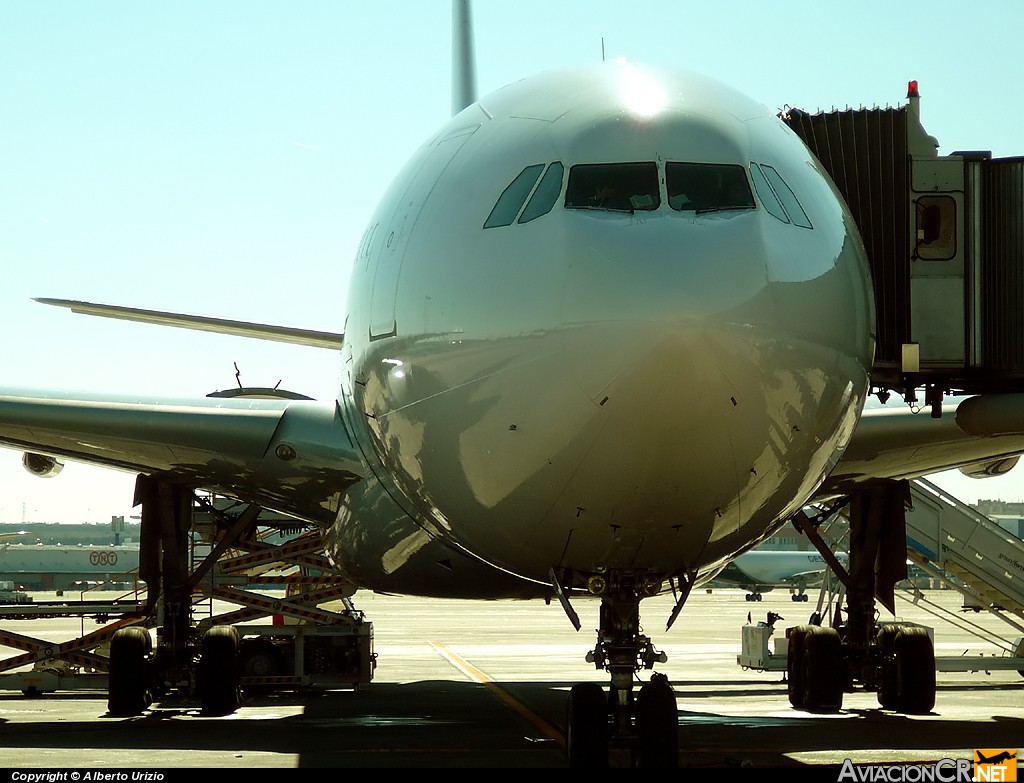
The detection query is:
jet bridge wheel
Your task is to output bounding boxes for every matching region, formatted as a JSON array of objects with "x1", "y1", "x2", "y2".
[
  {"x1": 199, "y1": 625, "x2": 241, "y2": 715},
  {"x1": 107, "y1": 626, "x2": 153, "y2": 716},
  {"x1": 566, "y1": 682, "x2": 609, "y2": 768},
  {"x1": 635, "y1": 673, "x2": 679, "y2": 768}
]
